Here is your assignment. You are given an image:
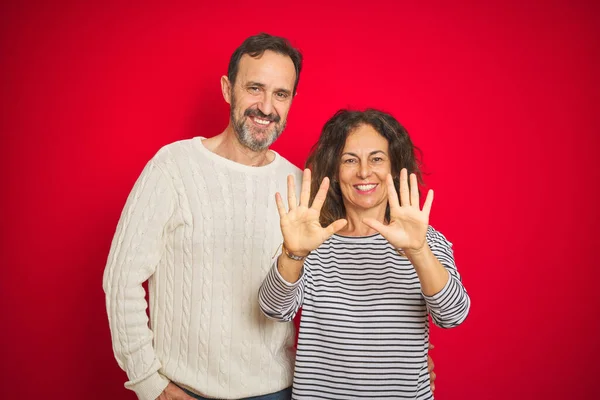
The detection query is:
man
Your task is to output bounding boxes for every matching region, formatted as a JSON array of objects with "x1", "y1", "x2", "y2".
[
  {"x1": 103, "y1": 33, "x2": 303, "y2": 400},
  {"x1": 103, "y1": 33, "x2": 436, "y2": 400}
]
